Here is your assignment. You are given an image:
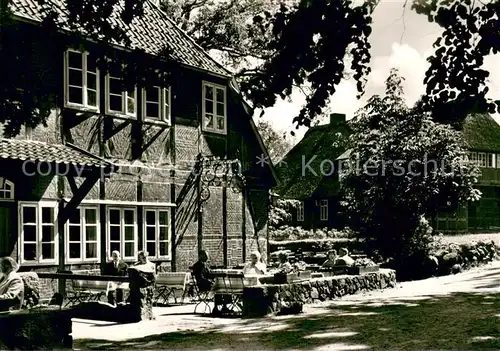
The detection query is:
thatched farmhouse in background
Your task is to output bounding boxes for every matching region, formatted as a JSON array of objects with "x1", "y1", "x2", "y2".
[
  {"x1": 1, "y1": 0, "x2": 277, "y2": 274},
  {"x1": 275, "y1": 112, "x2": 500, "y2": 234},
  {"x1": 274, "y1": 113, "x2": 350, "y2": 230}
]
